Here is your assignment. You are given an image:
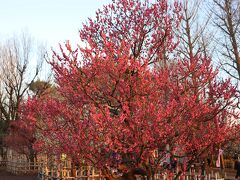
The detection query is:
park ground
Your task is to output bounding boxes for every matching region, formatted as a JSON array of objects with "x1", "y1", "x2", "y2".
[
  {"x1": 0, "y1": 168, "x2": 237, "y2": 180},
  {"x1": 0, "y1": 170, "x2": 37, "y2": 180}
]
